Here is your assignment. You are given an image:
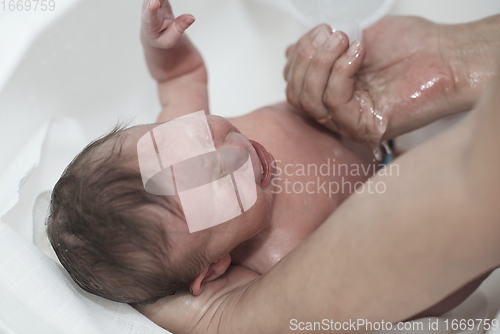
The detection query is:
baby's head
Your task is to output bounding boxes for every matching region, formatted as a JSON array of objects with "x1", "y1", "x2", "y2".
[{"x1": 47, "y1": 116, "x2": 274, "y2": 304}]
